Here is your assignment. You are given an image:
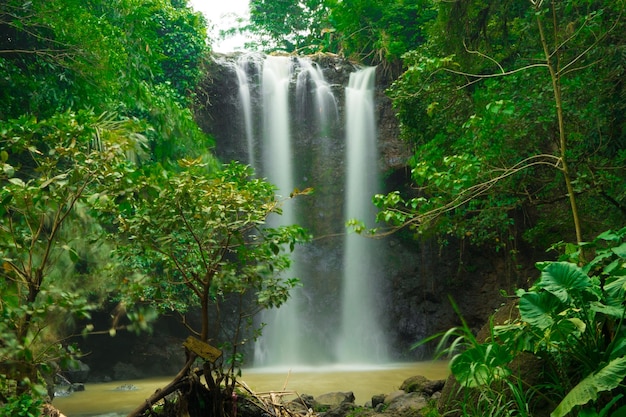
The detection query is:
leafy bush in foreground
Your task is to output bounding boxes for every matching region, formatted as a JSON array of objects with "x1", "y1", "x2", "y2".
[{"x1": 428, "y1": 228, "x2": 626, "y2": 417}]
